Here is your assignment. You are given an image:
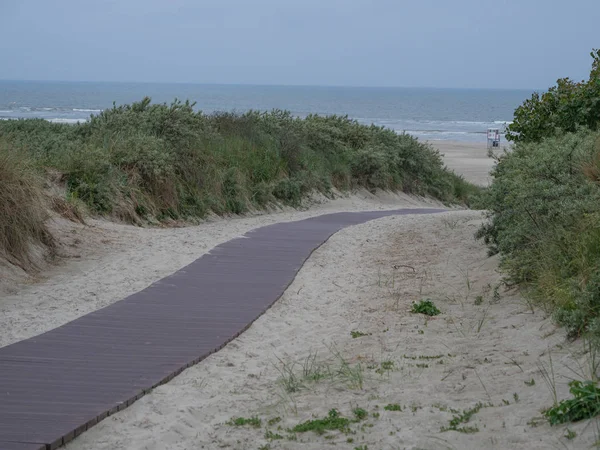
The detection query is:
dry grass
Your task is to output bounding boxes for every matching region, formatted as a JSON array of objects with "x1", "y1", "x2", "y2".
[
  {"x1": 0, "y1": 140, "x2": 54, "y2": 269},
  {"x1": 50, "y1": 197, "x2": 85, "y2": 224}
]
